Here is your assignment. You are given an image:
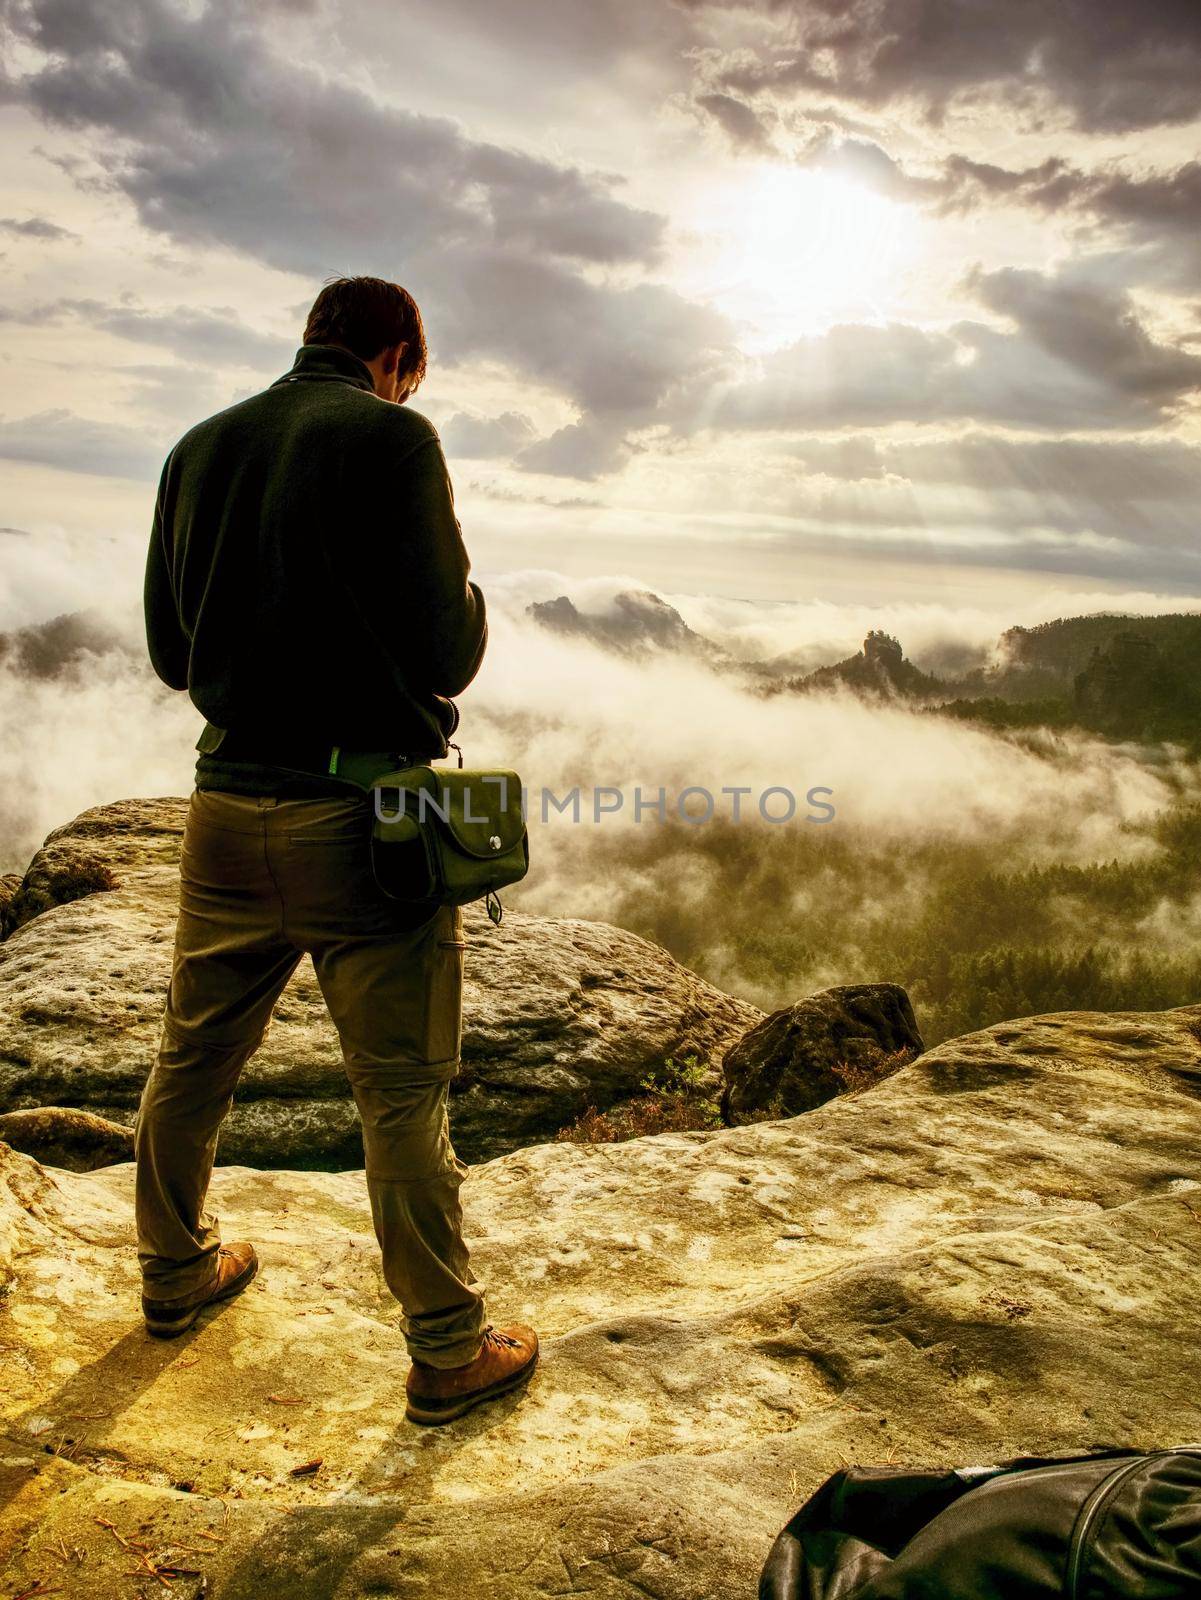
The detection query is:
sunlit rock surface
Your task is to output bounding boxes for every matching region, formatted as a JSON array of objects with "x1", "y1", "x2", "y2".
[
  {"x1": 2, "y1": 1003, "x2": 1201, "y2": 1596},
  {"x1": 0, "y1": 798, "x2": 761, "y2": 1165},
  {"x1": 0, "y1": 1105, "x2": 134, "y2": 1170}
]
